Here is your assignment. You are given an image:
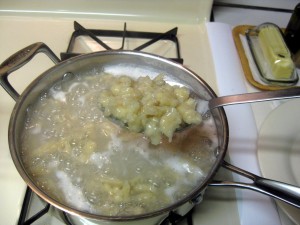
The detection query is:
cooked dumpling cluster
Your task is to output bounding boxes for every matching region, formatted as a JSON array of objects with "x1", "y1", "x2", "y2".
[{"x1": 98, "y1": 74, "x2": 202, "y2": 144}]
